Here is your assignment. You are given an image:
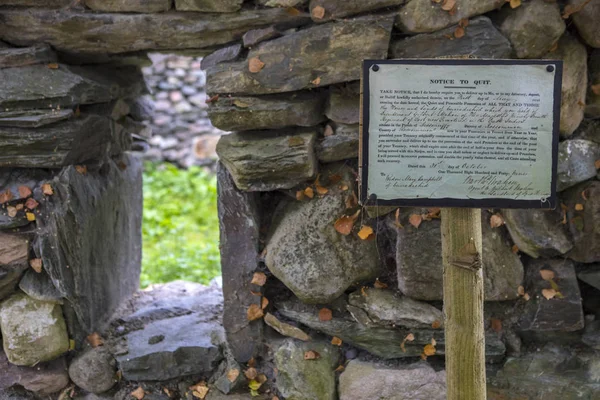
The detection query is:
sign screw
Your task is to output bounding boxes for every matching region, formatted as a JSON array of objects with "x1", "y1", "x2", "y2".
[
  {"x1": 372, "y1": 65, "x2": 380, "y2": 72},
  {"x1": 546, "y1": 65, "x2": 555, "y2": 72}
]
